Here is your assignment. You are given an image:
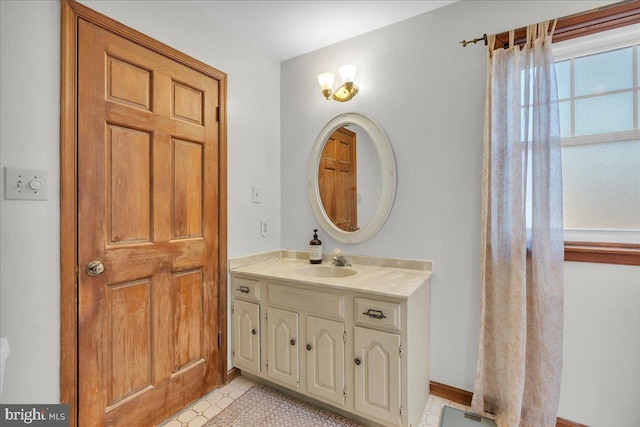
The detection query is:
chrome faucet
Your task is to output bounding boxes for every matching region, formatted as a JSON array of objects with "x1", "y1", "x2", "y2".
[{"x1": 332, "y1": 248, "x2": 351, "y2": 267}]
